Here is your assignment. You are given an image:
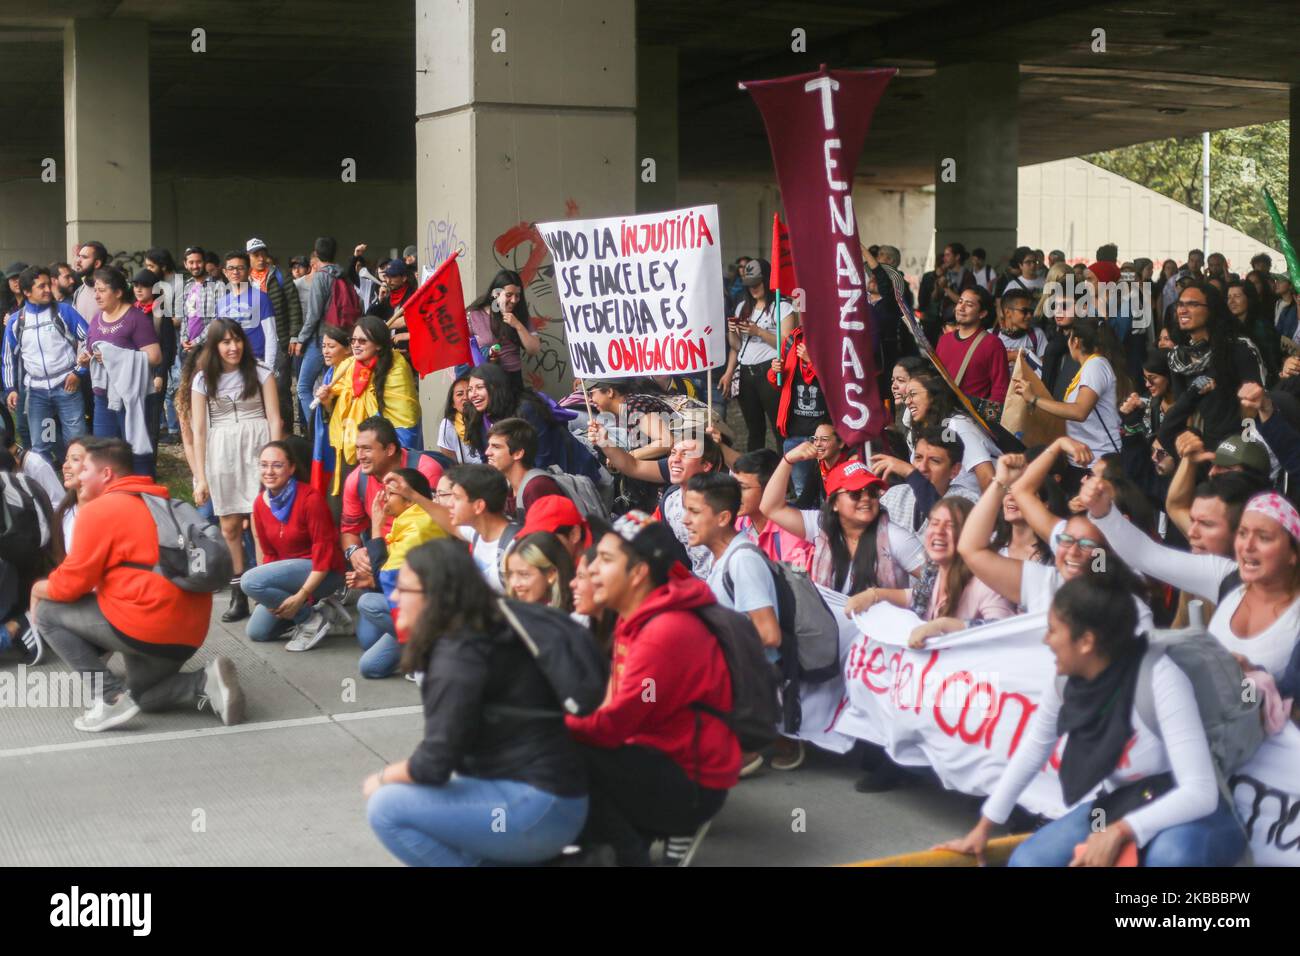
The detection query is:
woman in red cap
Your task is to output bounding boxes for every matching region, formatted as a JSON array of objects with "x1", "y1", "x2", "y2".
[{"x1": 760, "y1": 456, "x2": 924, "y2": 595}]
